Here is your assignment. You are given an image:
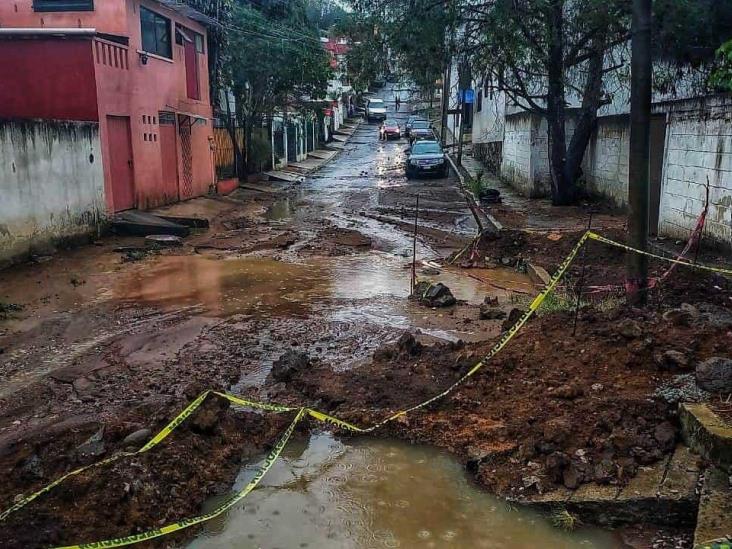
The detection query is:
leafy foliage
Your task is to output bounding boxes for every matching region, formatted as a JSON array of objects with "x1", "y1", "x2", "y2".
[
  {"x1": 710, "y1": 40, "x2": 732, "y2": 91},
  {"x1": 220, "y1": 0, "x2": 331, "y2": 172}
]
